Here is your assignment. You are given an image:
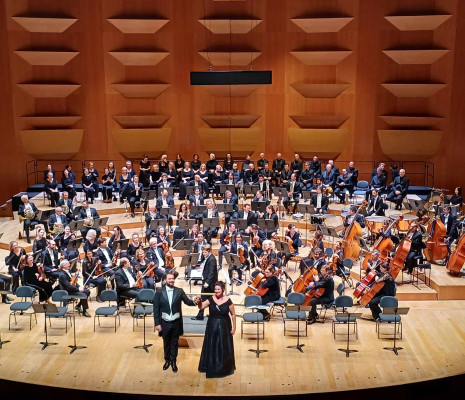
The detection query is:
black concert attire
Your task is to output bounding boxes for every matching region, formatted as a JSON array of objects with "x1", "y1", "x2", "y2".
[
  {"x1": 321, "y1": 169, "x2": 337, "y2": 189},
  {"x1": 197, "y1": 170, "x2": 210, "y2": 196},
  {"x1": 61, "y1": 174, "x2": 76, "y2": 199},
  {"x1": 261, "y1": 211, "x2": 279, "y2": 238},
  {"x1": 114, "y1": 267, "x2": 141, "y2": 303},
  {"x1": 441, "y1": 212, "x2": 458, "y2": 253},
  {"x1": 230, "y1": 241, "x2": 249, "y2": 281},
  {"x1": 0, "y1": 273, "x2": 12, "y2": 303},
  {"x1": 179, "y1": 169, "x2": 194, "y2": 200},
  {"x1": 344, "y1": 214, "x2": 366, "y2": 229},
  {"x1": 139, "y1": 160, "x2": 151, "y2": 188},
  {"x1": 173, "y1": 210, "x2": 190, "y2": 243},
  {"x1": 237, "y1": 209, "x2": 258, "y2": 231},
  {"x1": 32, "y1": 237, "x2": 47, "y2": 257},
  {"x1": 386, "y1": 175, "x2": 410, "y2": 209},
  {"x1": 188, "y1": 193, "x2": 204, "y2": 222},
  {"x1": 156, "y1": 194, "x2": 175, "y2": 229},
  {"x1": 284, "y1": 180, "x2": 302, "y2": 212},
  {"x1": 194, "y1": 254, "x2": 218, "y2": 319},
  {"x1": 88, "y1": 168, "x2": 100, "y2": 194},
  {"x1": 310, "y1": 160, "x2": 322, "y2": 179},
  {"x1": 218, "y1": 229, "x2": 237, "y2": 267},
  {"x1": 222, "y1": 194, "x2": 238, "y2": 225},
  {"x1": 78, "y1": 207, "x2": 101, "y2": 238},
  {"x1": 347, "y1": 167, "x2": 359, "y2": 188},
  {"x1": 223, "y1": 158, "x2": 234, "y2": 172},
  {"x1": 249, "y1": 230, "x2": 267, "y2": 268},
  {"x1": 119, "y1": 173, "x2": 132, "y2": 202},
  {"x1": 5, "y1": 249, "x2": 26, "y2": 294},
  {"x1": 281, "y1": 231, "x2": 302, "y2": 267},
  {"x1": 42, "y1": 248, "x2": 61, "y2": 281},
  {"x1": 158, "y1": 160, "x2": 169, "y2": 174},
  {"x1": 131, "y1": 259, "x2": 155, "y2": 290},
  {"x1": 404, "y1": 231, "x2": 426, "y2": 274},
  {"x1": 102, "y1": 174, "x2": 114, "y2": 202},
  {"x1": 19, "y1": 202, "x2": 44, "y2": 242},
  {"x1": 191, "y1": 160, "x2": 201, "y2": 172},
  {"x1": 23, "y1": 264, "x2": 53, "y2": 302},
  {"x1": 366, "y1": 173, "x2": 387, "y2": 201},
  {"x1": 368, "y1": 273, "x2": 396, "y2": 320},
  {"x1": 300, "y1": 168, "x2": 314, "y2": 191},
  {"x1": 57, "y1": 197, "x2": 74, "y2": 221},
  {"x1": 291, "y1": 160, "x2": 303, "y2": 178},
  {"x1": 83, "y1": 239, "x2": 98, "y2": 255},
  {"x1": 59, "y1": 269, "x2": 90, "y2": 312},
  {"x1": 258, "y1": 275, "x2": 281, "y2": 319},
  {"x1": 45, "y1": 178, "x2": 60, "y2": 207},
  {"x1": 129, "y1": 181, "x2": 145, "y2": 215},
  {"x1": 212, "y1": 171, "x2": 224, "y2": 195},
  {"x1": 311, "y1": 193, "x2": 329, "y2": 214},
  {"x1": 367, "y1": 195, "x2": 386, "y2": 216},
  {"x1": 82, "y1": 257, "x2": 106, "y2": 298},
  {"x1": 202, "y1": 207, "x2": 219, "y2": 240},
  {"x1": 272, "y1": 158, "x2": 285, "y2": 185},
  {"x1": 334, "y1": 175, "x2": 353, "y2": 204},
  {"x1": 82, "y1": 173, "x2": 96, "y2": 203},
  {"x1": 280, "y1": 169, "x2": 292, "y2": 187},
  {"x1": 306, "y1": 274, "x2": 334, "y2": 321},
  {"x1": 146, "y1": 247, "x2": 168, "y2": 282},
  {"x1": 150, "y1": 170, "x2": 162, "y2": 192}
]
